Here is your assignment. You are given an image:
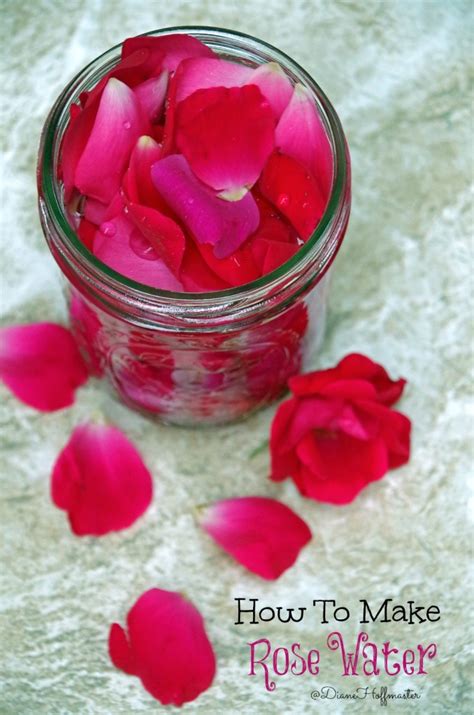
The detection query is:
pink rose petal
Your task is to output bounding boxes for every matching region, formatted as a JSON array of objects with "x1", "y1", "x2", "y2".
[
  {"x1": 122, "y1": 33, "x2": 216, "y2": 74},
  {"x1": 51, "y1": 422, "x2": 153, "y2": 536},
  {"x1": 60, "y1": 100, "x2": 98, "y2": 201},
  {"x1": 245, "y1": 62, "x2": 293, "y2": 120},
  {"x1": 199, "y1": 496, "x2": 312, "y2": 580},
  {"x1": 127, "y1": 202, "x2": 186, "y2": 276},
  {"x1": 151, "y1": 154, "x2": 259, "y2": 258},
  {"x1": 109, "y1": 588, "x2": 216, "y2": 705},
  {"x1": 123, "y1": 136, "x2": 168, "y2": 212},
  {"x1": 175, "y1": 85, "x2": 275, "y2": 197},
  {"x1": 75, "y1": 78, "x2": 147, "y2": 203},
  {"x1": 133, "y1": 71, "x2": 169, "y2": 123},
  {"x1": 93, "y1": 211, "x2": 183, "y2": 291},
  {"x1": 275, "y1": 83, "x2": 333, "y2": 198},
  {"x1": 0, "y1": 323, "x2": 88, "y2": 411},
  {"x1": 174, "y1": 56, "x2": 253, "y2": 103}
]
